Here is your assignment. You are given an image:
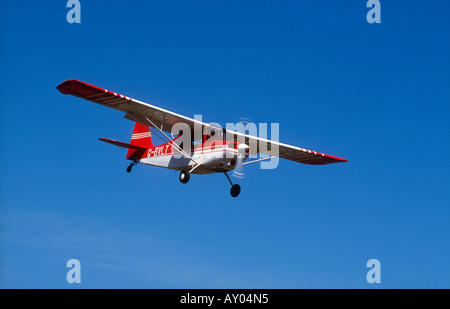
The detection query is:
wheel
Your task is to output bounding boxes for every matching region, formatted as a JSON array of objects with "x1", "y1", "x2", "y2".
[
  {"x1": 126, "y1": 165, "x2": 132, "y2": 173},
  {"x1": 179, "y1": 170, "x2": 190, "y2": 184},
  {"x1": 230, "y1": 184, "x2": 241, "y2": 197}
]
